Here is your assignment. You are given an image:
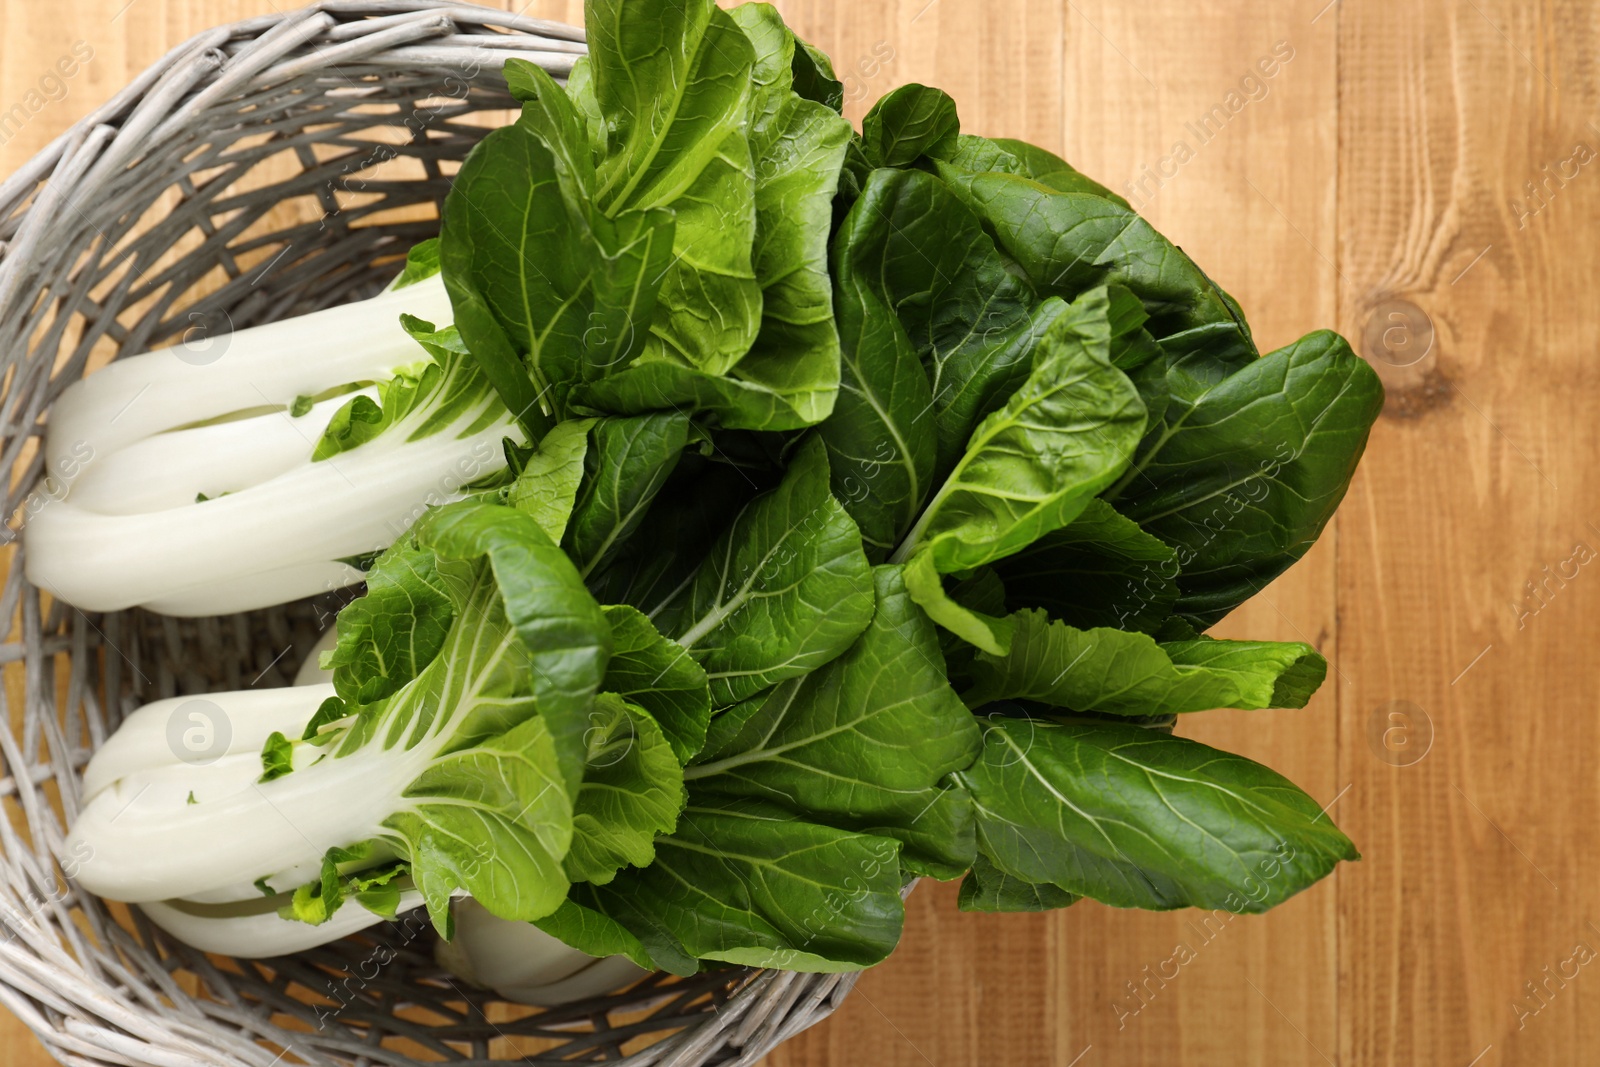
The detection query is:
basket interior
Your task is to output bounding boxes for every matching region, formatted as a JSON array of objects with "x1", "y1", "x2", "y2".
[{"x1": 0, "y1": 13, "x2": 850, "y2": 1066}]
